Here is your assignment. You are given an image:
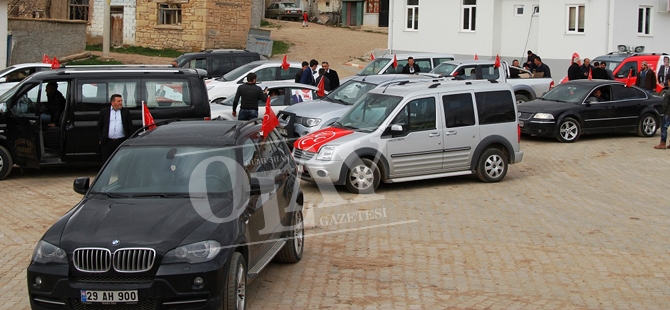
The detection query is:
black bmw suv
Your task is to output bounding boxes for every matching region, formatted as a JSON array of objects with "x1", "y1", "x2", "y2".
[{"x1": 26, "y1": 120, "x2": 304, "y2": 309}]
